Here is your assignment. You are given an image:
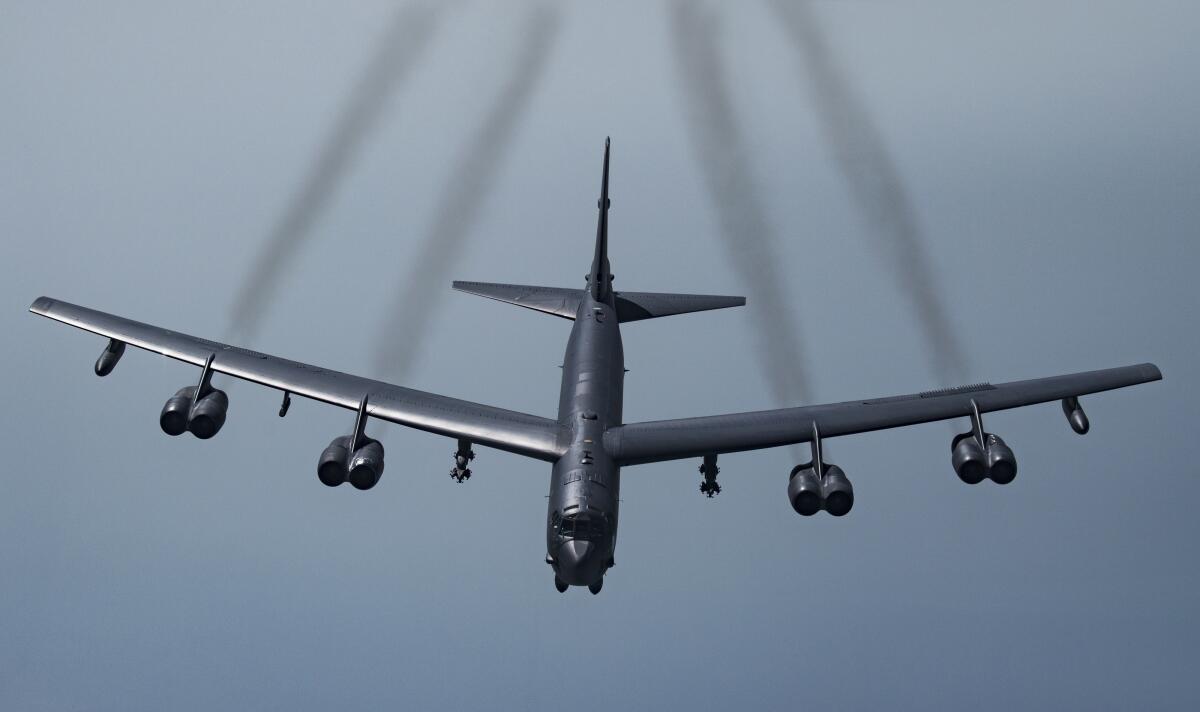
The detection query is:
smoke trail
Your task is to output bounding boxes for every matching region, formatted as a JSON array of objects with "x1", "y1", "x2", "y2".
[
  {"x1": 372, "y1": 3, "x2": 562, "y2": 380},
  {"x1": 669, "y1": 0, "x2": 812, "y2": 420},
  {"x1": 228, "y1": 2, "x2": 444, "y2": 341},
  {"x1": 767, "y1": 0, "x2": 970, "y2": 384}
]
